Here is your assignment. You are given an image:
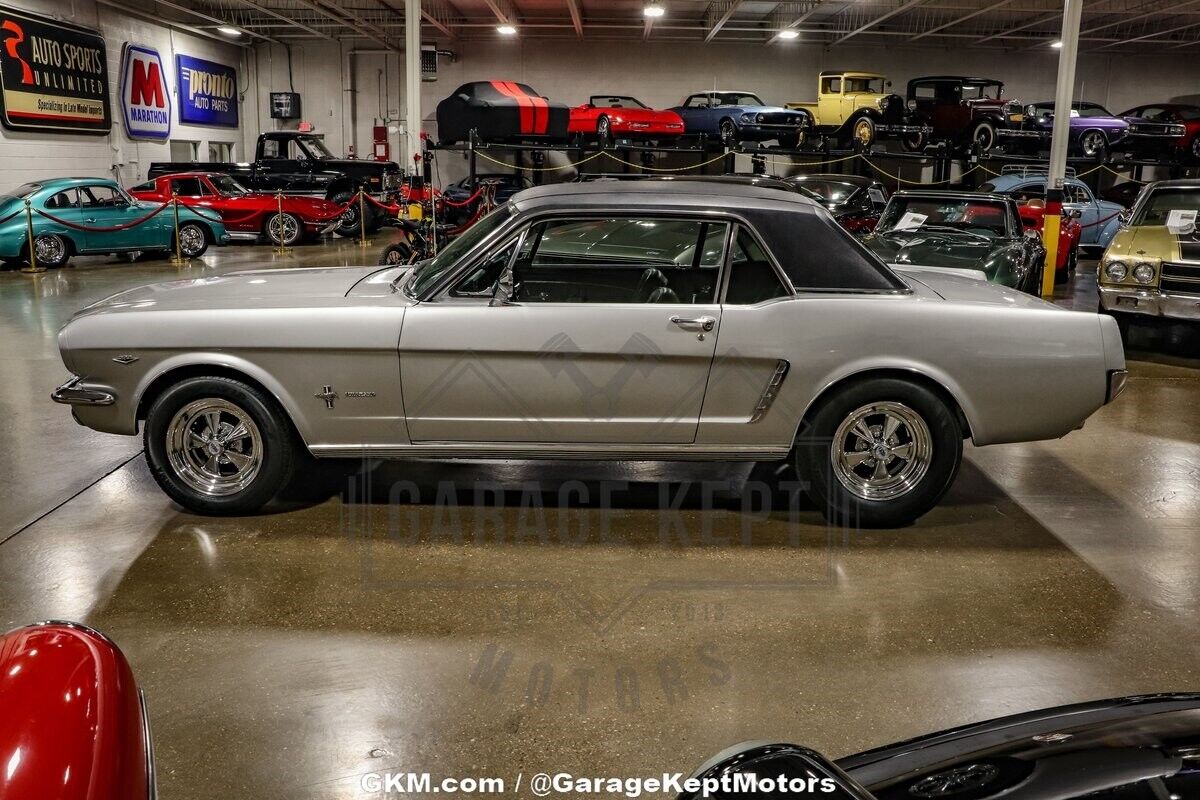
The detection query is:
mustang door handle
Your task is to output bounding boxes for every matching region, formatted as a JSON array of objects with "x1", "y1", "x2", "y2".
[{"x1": 670, "y1": 315, "x2": 716, "y2": 332}]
